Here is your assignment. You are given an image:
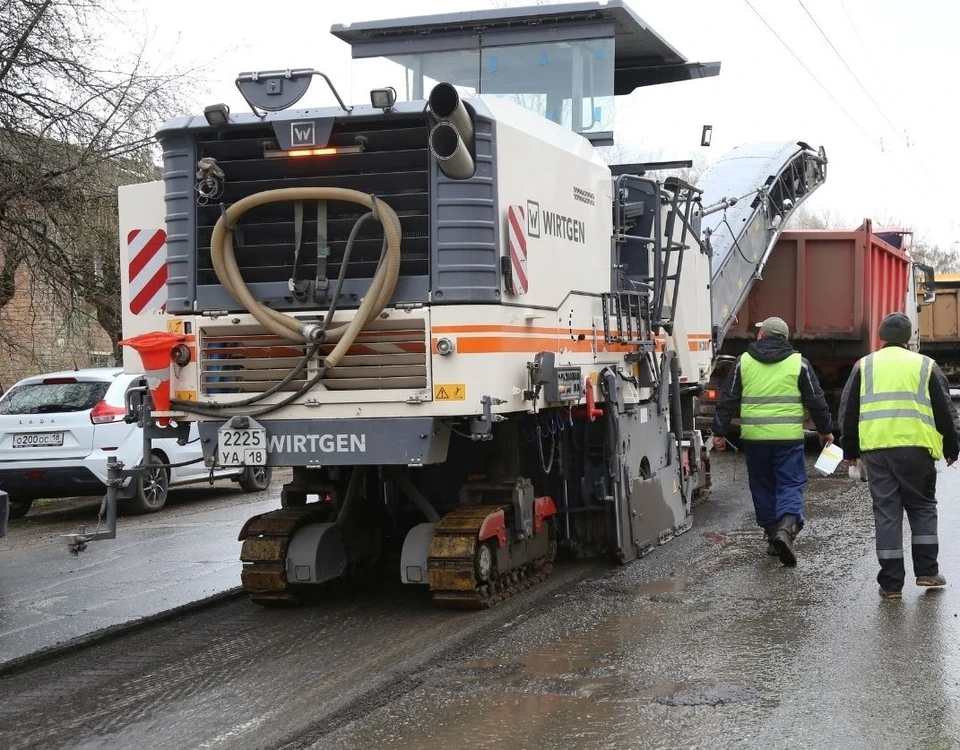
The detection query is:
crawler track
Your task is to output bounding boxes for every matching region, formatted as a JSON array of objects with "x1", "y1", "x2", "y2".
[
  {"x1": 241, "y1": 500, "x2": 558, "y2": 609},
  {"x1": 239, "y1": 505, "x2": 333, "y2": 606},
  {"x1": 427, "y1": 505, "x2": 557, "y2": 609}
]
